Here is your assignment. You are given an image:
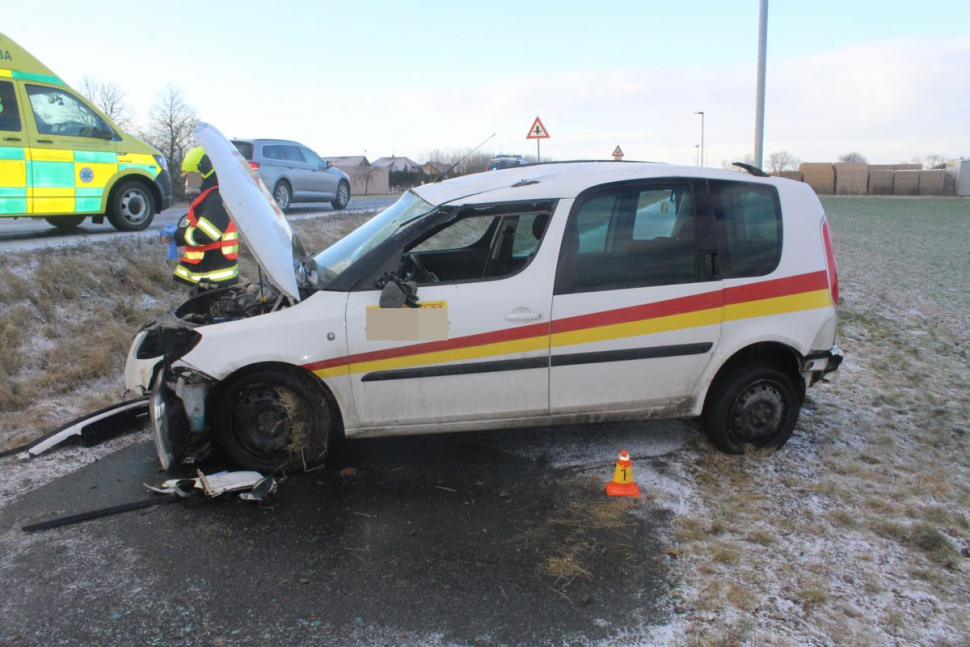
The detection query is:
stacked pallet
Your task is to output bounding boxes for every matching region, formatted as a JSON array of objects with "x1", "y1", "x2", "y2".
[
  {"x1": 894, "y1": 163, "x2": 922, "y2": 171},
  {"x1": 776, "y1": 171, "x2": 801, "y2": 181},
  {"x1": 834, "y1": 163, "x2": 868, "y2": 194},
  {"x1": 944, "y1": 173, "x2": 956, "y2": 196},
  {"x1": 799, "y1": 163, "x2": 835, "y2": 194},
  {"x1": 868, "y1": 164, "x2": 896, "y2": 172},
  {"x1": 868, "y1": 171, "x2": 895, "y2": 194},
  {"x1": 893, "y1": 171, "x2": 920, "y2": 195},
  {"x1": 918, "y1": 170, "x2": 945, "y2": 195}
]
